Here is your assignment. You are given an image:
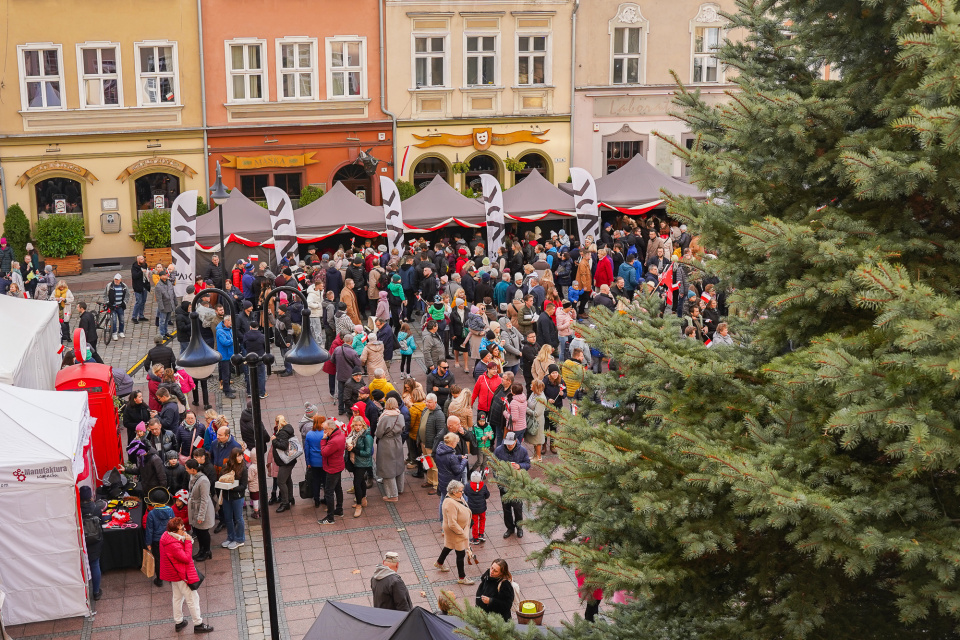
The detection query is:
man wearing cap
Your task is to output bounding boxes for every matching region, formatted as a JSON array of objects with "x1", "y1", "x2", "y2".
[
  {"x1": 494, "y1": 431, "x2": 531, "y2": 538},
  {"x1": 103, "y1": 273, "x2": 129, "y2": 340},
  {"x1": 371, "y1": 552, "x2": 412, "y2": 611}
]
